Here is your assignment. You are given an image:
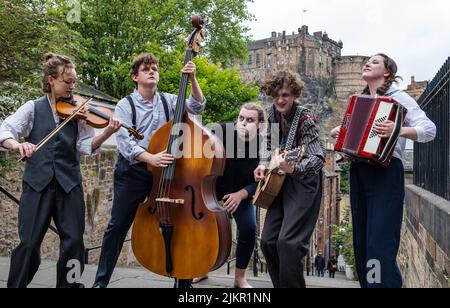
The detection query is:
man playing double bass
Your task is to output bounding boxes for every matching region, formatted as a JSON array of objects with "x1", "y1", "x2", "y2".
[{"x1": 93, "y1": 53, "x2": 206, "y2": 288}]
